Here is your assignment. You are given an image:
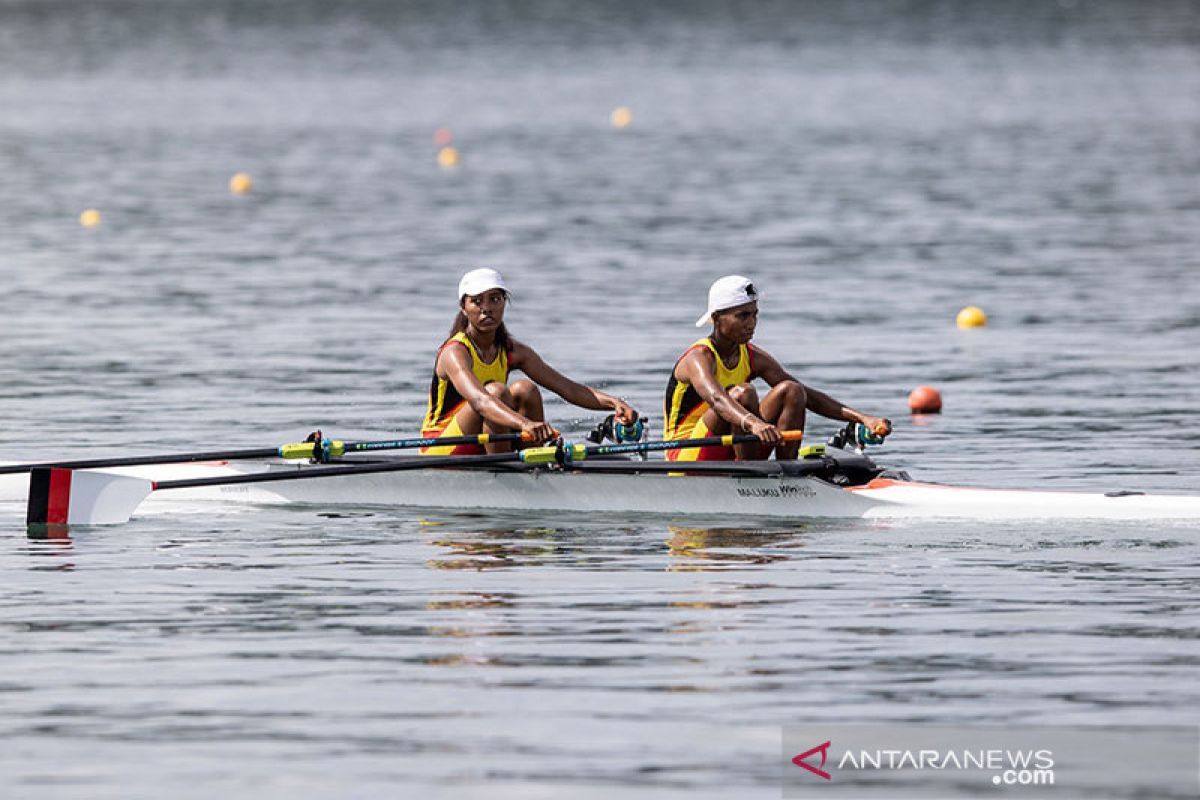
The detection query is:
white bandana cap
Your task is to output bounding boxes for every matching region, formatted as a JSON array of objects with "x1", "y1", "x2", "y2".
[{"x1": 695, "y1": 275, "x2": 758, "y2": 327}]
